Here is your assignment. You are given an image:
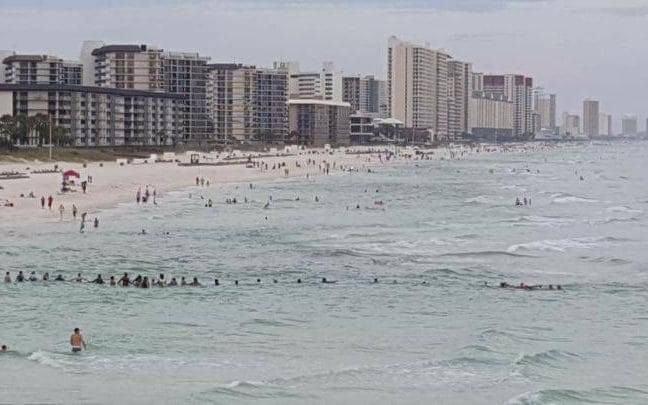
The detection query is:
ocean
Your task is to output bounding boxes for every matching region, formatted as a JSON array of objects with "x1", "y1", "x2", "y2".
[{"x1": 1, "y1": 141, "x2": 648, "y2": 404}]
